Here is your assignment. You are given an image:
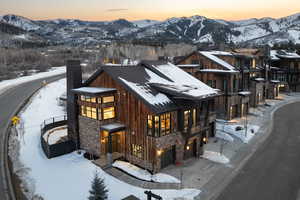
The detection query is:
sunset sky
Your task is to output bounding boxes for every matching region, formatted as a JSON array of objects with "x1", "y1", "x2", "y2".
[{"x1": 1, "y1": 0, "x2": 300, "y2": 21}]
